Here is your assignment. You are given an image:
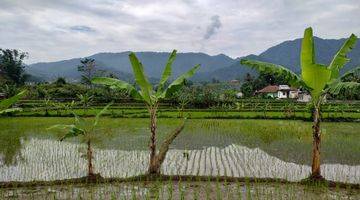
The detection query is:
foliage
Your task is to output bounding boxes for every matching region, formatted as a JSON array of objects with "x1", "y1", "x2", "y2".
[
  {"x1": 77, "y1": 93, "x2": 94, "y2": 111},
  {"x1": 27, "y1": 83, "x2": 87, "y2": 99},
  {"x1": 0, "y1": 90, "x2": 27, "y2": 114},
  {"x1": 240, "y1": 27, "x2": 358, "y2": 179},
  {"x1": 0, "y1": 49, "x2": 29, "y2": 85},
  {"x1": 240, "y1": 81, "x2": 254, "y2": 97},
  {"x1": 92, "y1": 50, "x2": 199, "y2": 174},
  {"x1": 43, "y1": 97, "x2": 52, "y2": 116},
  {"x1": 241, "y1": 27, "x2": 358, "y2": 102},
  {"x1": 78, "y1": 58, "x2": 98, "y2": 86},
  {"x1": 47, "y1": 103, "x2": 111, "y2": 176},
  {"x1": 0, "y1": 84, "x2": 19, "y2": 98},
  {"x1": 92, "y1": 50, "x2": 200, "y2": 106},
  {"x1": 54, "y1": 77, "x2": 67, "y2": 86},
  {"x1": 240, "y1": 72, "x2": 294, "y2": 97}
]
